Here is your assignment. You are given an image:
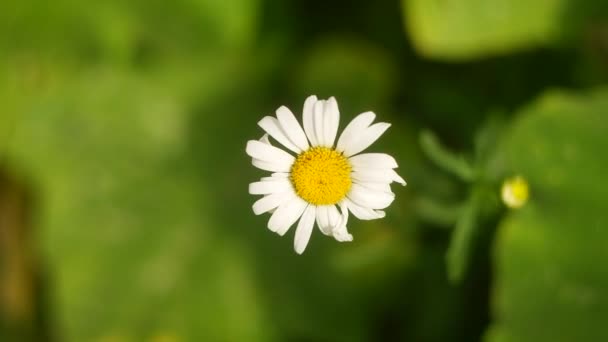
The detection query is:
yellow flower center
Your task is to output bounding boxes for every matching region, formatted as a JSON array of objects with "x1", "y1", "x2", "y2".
[{"x1": 290, "y1": 147, "x2": 352, "y2": 205}]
